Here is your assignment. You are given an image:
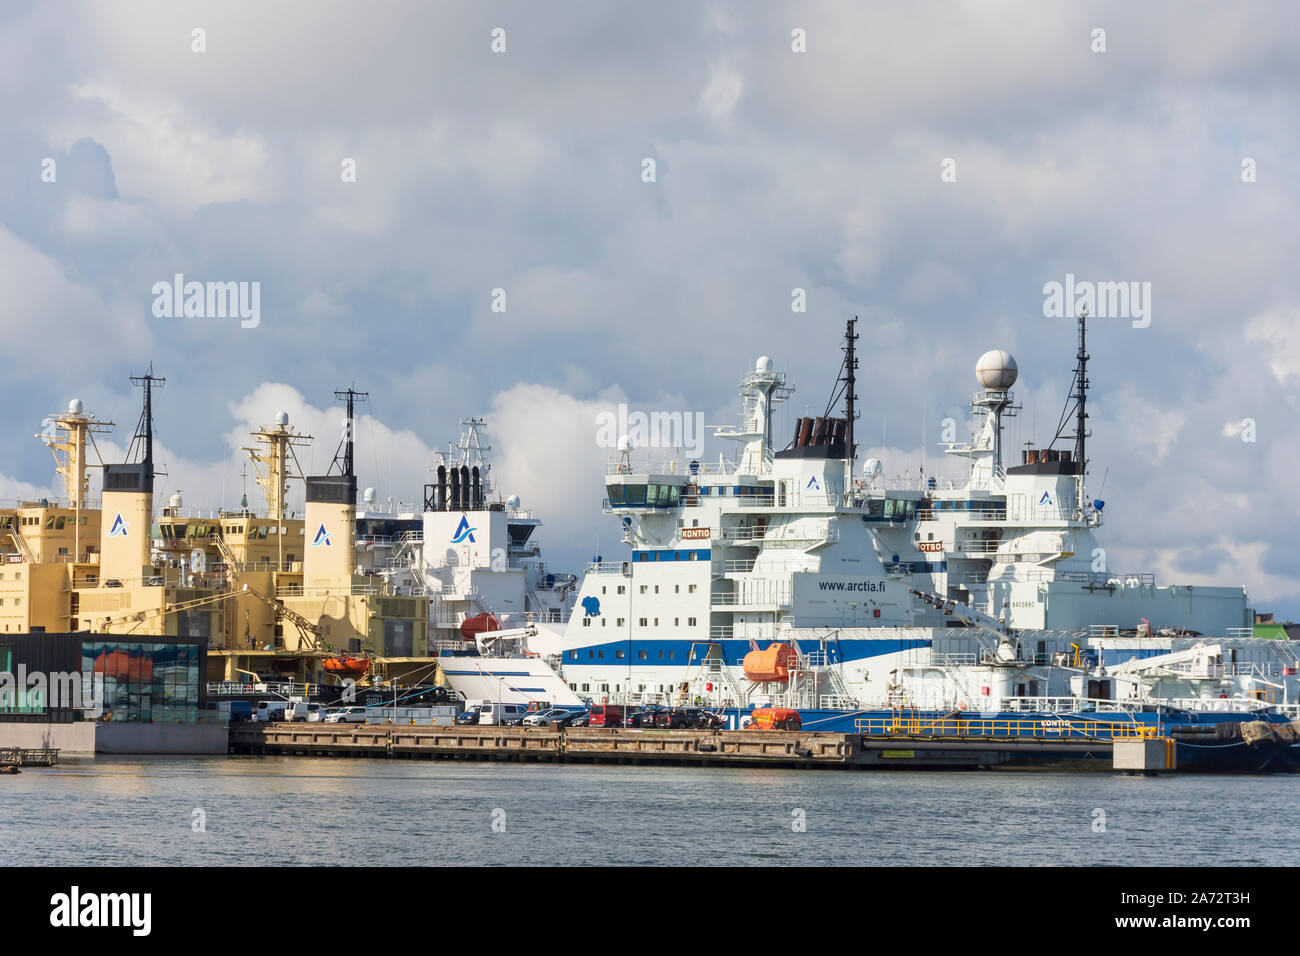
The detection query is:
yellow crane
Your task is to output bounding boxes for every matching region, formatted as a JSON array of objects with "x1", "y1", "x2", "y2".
[{"x1": 104, "y1": 584, "x2": 323, "y2": 650}]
